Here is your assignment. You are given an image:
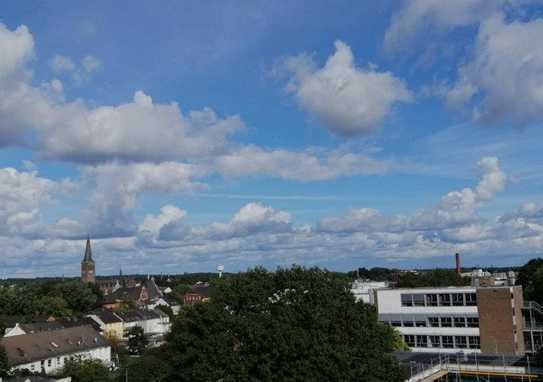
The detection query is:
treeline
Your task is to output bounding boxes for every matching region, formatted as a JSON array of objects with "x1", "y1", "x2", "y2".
[
  {"x1": 349, "y1": 267, "x2": 470, "y2": 287},
  {"x1": 0, "y1": 281, "x2": 102, "y2": 318}
]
